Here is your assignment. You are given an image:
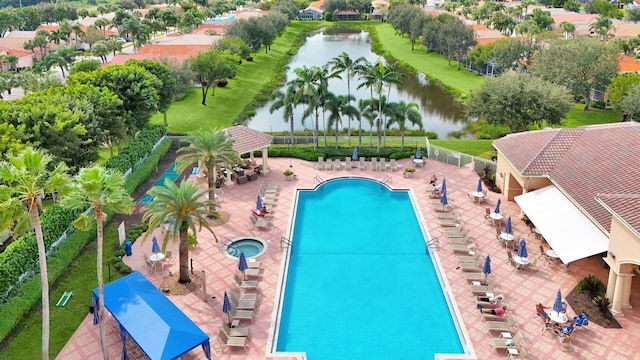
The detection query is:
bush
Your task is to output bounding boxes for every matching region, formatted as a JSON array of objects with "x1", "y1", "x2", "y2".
[
  {"x1": 592, "y1": 295, "x2": 611, "y2": 315},
  {"x1": 576, "y1": 274, "x2": 606, "y2": 297},
  {"x1": 105, "y1": 126, "x2": 167, "y2": 174}
]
